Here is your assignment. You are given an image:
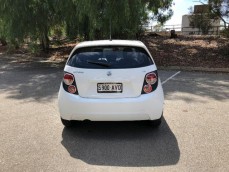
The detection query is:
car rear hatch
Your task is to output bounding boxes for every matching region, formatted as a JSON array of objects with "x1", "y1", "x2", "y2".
[{"x1": 64, "y1": 45, "x2": 156, "y2": 98}]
